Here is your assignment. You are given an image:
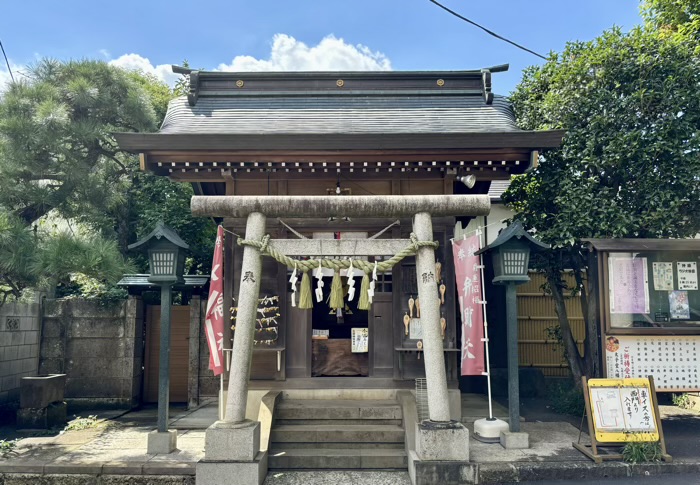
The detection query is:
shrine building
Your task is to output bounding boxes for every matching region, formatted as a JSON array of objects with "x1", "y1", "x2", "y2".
[{"x1": 115, "y1": 66, "x2": 563, "y2": 477}]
